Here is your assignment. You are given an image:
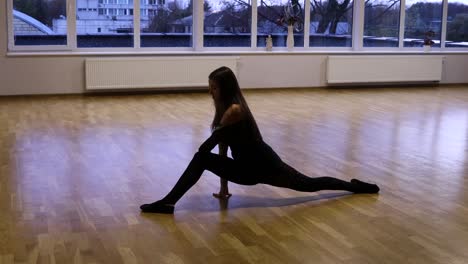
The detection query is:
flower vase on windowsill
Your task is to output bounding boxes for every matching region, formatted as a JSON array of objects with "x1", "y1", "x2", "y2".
[
  {"x1": 423, "y1": 30, "x2": 435, "y2": 53},
  {"x1": 287, "y1": 25, "x2": 294, "y2": 51},
  {"x1": 277, "y1": 2, "x2": 301, "y2": 52},
  {"x1": 423, "y1": 45, "x2": 432, "y2": 52}
]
